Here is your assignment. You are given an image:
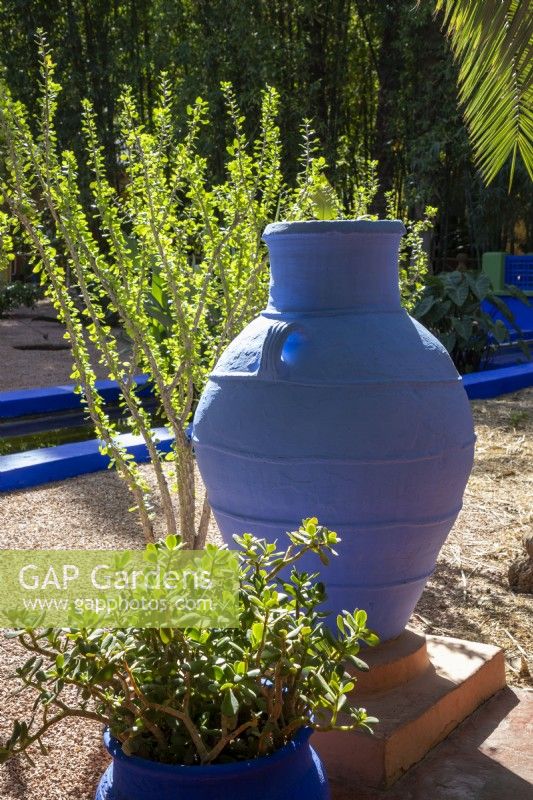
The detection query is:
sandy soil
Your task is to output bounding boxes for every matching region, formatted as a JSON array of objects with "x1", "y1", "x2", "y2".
[{"x1": 0, "y1": 314, "x2": 531, "y2": 798}]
